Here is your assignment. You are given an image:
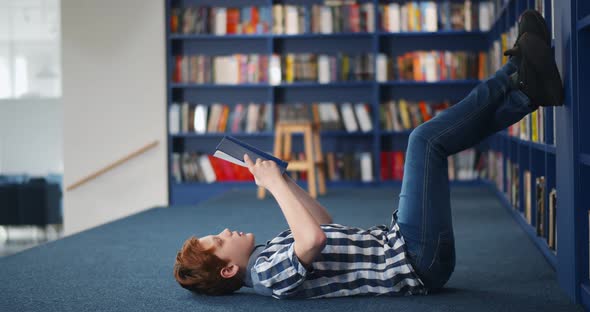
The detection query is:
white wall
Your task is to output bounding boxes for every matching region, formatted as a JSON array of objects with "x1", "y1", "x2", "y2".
[
  {"x1": 0, "y1": 98, "x2": 63, "y2": 175},
  {"x1": 62, "y1": 0, "x2": 168, "y2": 236}
]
